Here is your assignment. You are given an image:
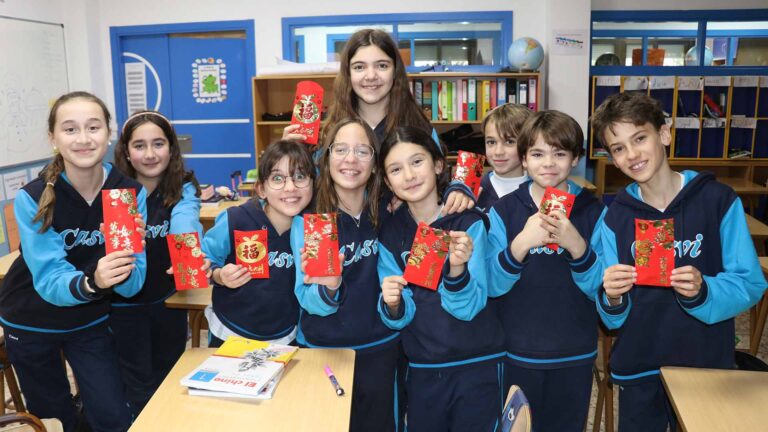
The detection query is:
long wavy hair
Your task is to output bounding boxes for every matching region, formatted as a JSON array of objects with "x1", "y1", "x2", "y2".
[
  {"x1": 315, "y1": 118, "x2": 381, "y2": 229},
  {"x1": 115, "y1": 111, "x2": 201, "y2": 207},
  {"x1": 34, "y1": 91, "x2": 112, "y2": 232},
  {"x1": 325, "y1": 29, "x2": 432, "y2": 143}
]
